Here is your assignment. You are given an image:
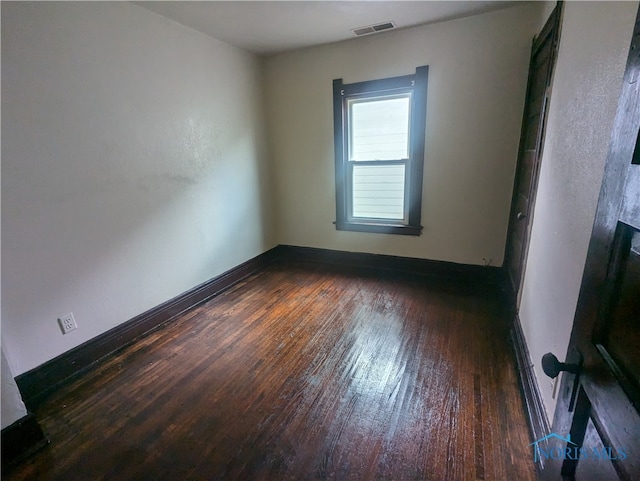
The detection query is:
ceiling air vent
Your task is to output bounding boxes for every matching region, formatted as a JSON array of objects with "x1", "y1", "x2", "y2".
[{"x1": 352, "y1": 21, "x2": 396, "y2": 37}]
